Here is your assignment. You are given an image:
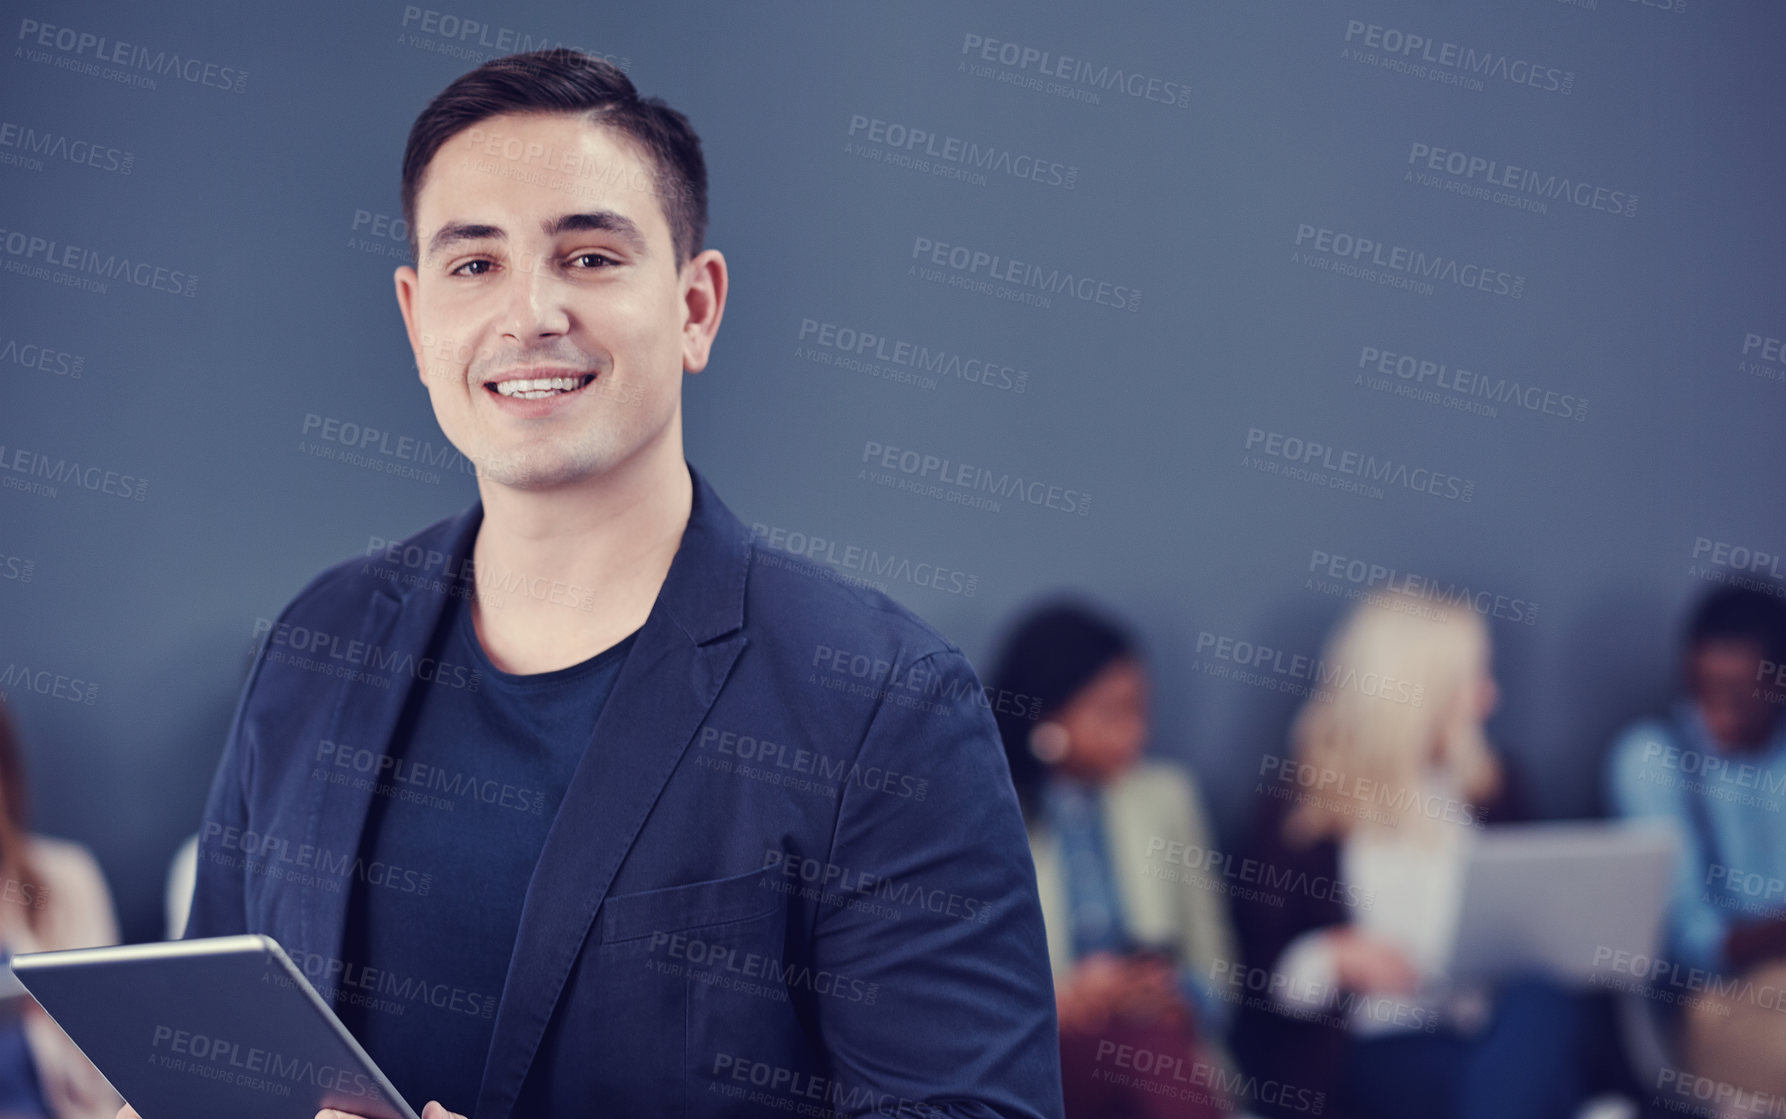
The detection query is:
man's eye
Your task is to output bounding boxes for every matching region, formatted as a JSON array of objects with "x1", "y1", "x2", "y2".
[
  {"x1": 571, "y1": 252, "x2": 616, "y2": 268},
  {"x1": 450, "y1": 259, "x2": 494, "y2": 277}
]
